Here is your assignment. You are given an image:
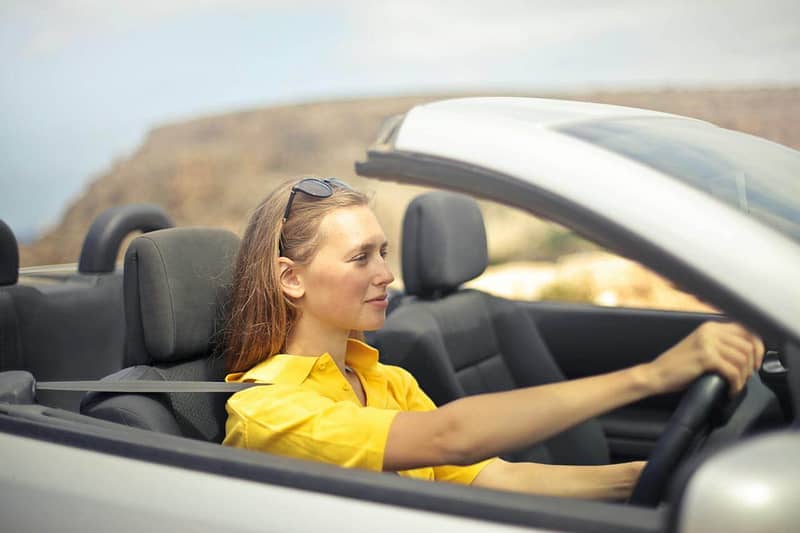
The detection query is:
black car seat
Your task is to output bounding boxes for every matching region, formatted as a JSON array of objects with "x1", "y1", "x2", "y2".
[
  {"x1": 0, "y1": 206, "x2": 173, "y2": 411},
  {"x1": 0, "y1": 220, "x2": 22, "y2": 371},
  {"x1": 0, "y1": 219, "x2": 18, "y2": 287},
  {"x1": 81, "y1": 227, "x2": 240, "y2": 442},
  {"x1": 372, "y1": 192, "x2": 610, "y2": 465}
]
